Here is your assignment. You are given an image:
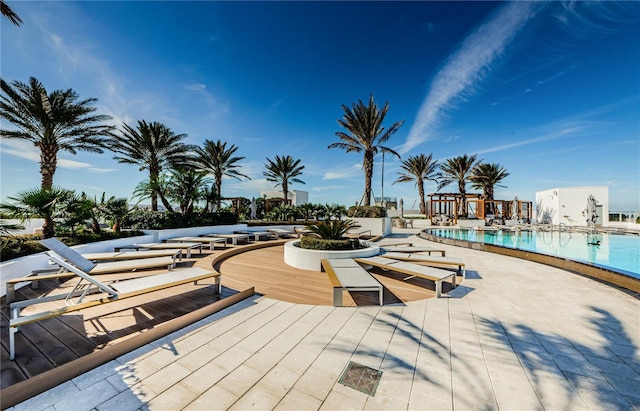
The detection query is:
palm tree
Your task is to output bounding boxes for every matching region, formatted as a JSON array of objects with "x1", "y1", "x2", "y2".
[
  {"x1": 166, "y1": 167, "x2": 212, "y2": 215},
  {"x1": 263, "y1": 155, "x2": 305, "y2": 203},
  {"x1": 100, "y1": 196, "x2": 129, "y2": 232},
  {"x1": 0, "y1": 77, "x2": 115, "y2": 189},
  {"x1": 393, "y1": 154, "x2": 439, "y2": 215},
  {"x1": 108, "y1": 120, "x2": 191, "y2": 211},
  {"x1": 438, "y1": 154, "x2": 480, "y2": 217},
  {"x1": 471, "y1": 162, "x2": 510, "y2": 215},
  {"x1": 329, "y1": 94, "x2": 404, "y2": 206},
  {"x1": 1, "y1": 1, "x2": 22, "y2": 26},
  {"x1": 0, "y1": 187, "x2": 73, "y2": 238},
  {"x1": 194, "y1": 140, "x2": 250, "y2": 211}
]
